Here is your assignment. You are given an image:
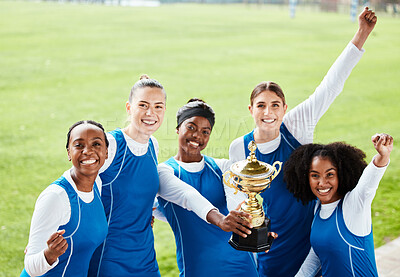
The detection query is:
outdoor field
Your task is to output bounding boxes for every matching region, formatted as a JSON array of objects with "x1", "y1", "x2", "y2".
[{"x1": 0, "y1": 1, "x2": 399, "y2": 276}]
